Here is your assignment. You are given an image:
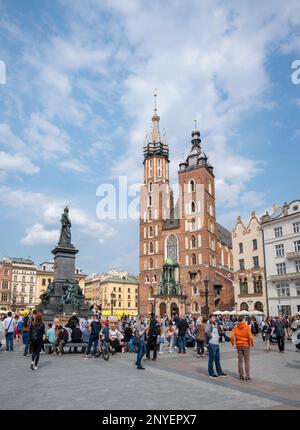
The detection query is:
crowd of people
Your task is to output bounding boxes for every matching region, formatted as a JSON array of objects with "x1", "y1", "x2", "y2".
[{"x1": 0, "y1": 309, "x2": 299, "y2": 379}]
